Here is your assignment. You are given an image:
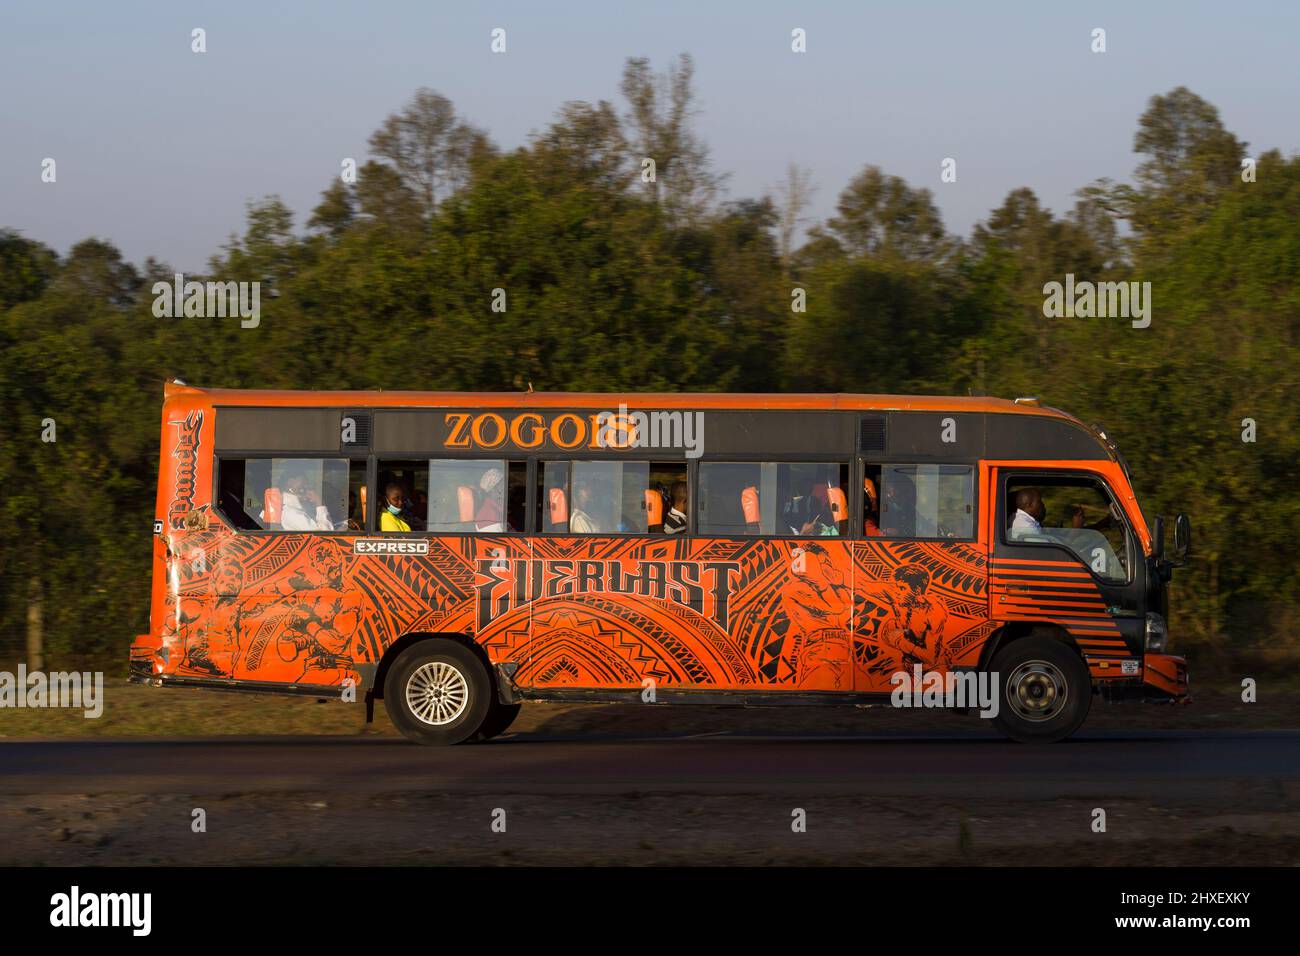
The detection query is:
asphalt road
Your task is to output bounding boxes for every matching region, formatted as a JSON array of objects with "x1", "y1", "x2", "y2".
[{"x1": 3, "y1": 730, "x2": 1298, "y2": 799}]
